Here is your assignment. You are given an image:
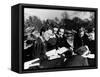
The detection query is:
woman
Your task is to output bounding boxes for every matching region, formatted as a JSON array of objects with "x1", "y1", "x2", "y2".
[{"x1": 64, "y1": 46, "x2": 89, "y2": 67}]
